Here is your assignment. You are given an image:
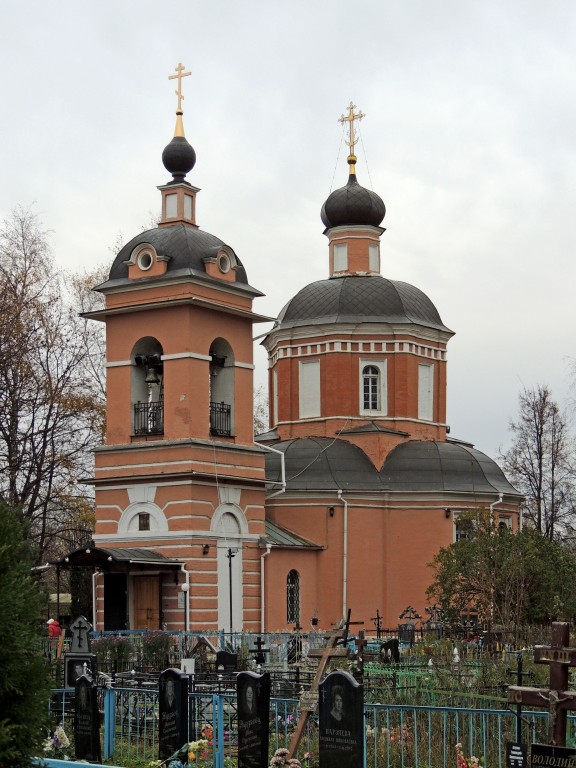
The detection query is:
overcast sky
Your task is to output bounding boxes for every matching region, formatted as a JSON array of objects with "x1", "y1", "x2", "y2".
[{"x1": 1, "y1": 0, "x2": 575, "y2": 460}]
